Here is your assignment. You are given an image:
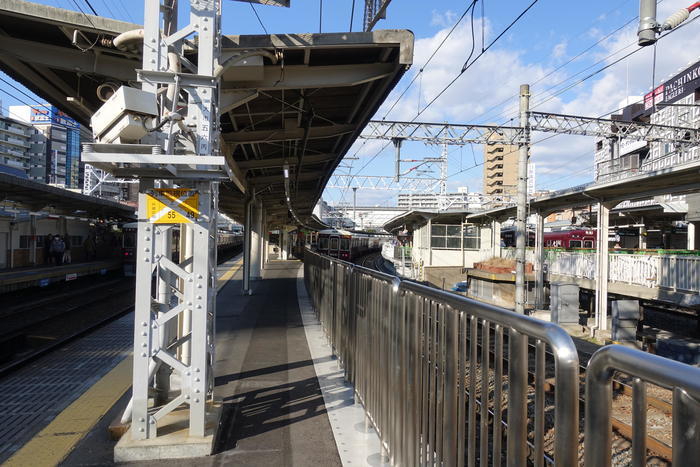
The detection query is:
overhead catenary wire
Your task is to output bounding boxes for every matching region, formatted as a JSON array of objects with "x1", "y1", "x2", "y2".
[
  {"x1": 98, "y1": 0, "x2": 117, "y2": 19},
  {"x1": 339, "y1": 1, "x2": 479, "y2": 200},
  {"x1": 249, "y1": 2, "x2": 269, "y2": 35},
  {"x1": 471, "y1": 0, "x2": 663, "y2": 125},
  {"x1": 381, "y1": 1, "x2": 478, "y2": 120},
  {"x1": 82, "y1": 0, "x2": 99, "y2": 16},
  {"x1": 472, "y1": 13, "x2": 640, "y2": 125},
  {"x1": 0, "y1": 74, "x2": 55, "y2": 114},
  {"x1": 68, "y1": 0, "x2": 97, "y2": 29},
  {"x1": 353, "y1": 0, "x2": 540, "y2": 178},
  {"x1": 350, "y1": 0, "x2": 356, "y2": 32}
]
